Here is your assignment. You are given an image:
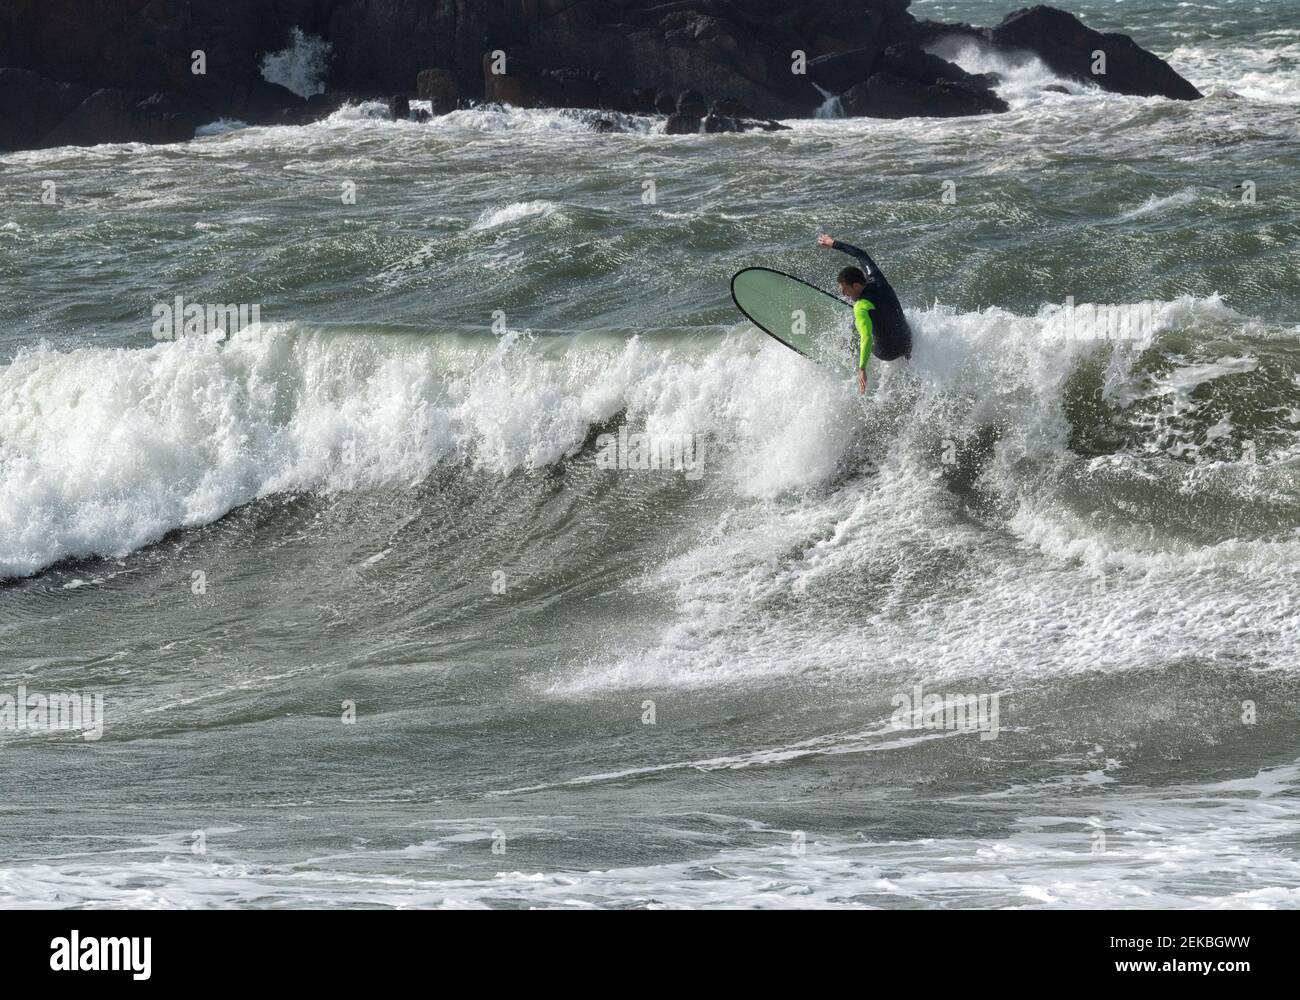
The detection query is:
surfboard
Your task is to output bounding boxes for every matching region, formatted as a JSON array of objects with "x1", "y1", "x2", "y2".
[{"x1": 730, "y1": 266, "x2": 851, "y2": 367}]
